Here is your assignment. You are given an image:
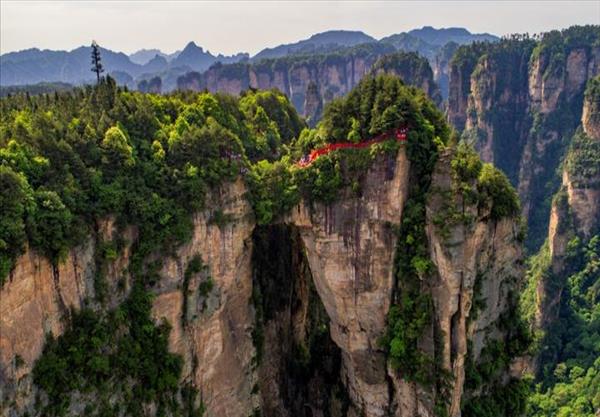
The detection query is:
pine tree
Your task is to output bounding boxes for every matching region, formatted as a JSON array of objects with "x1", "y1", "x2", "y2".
[{"x1": 91, "y1": 40, "x2": 104, "y2": 84}]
